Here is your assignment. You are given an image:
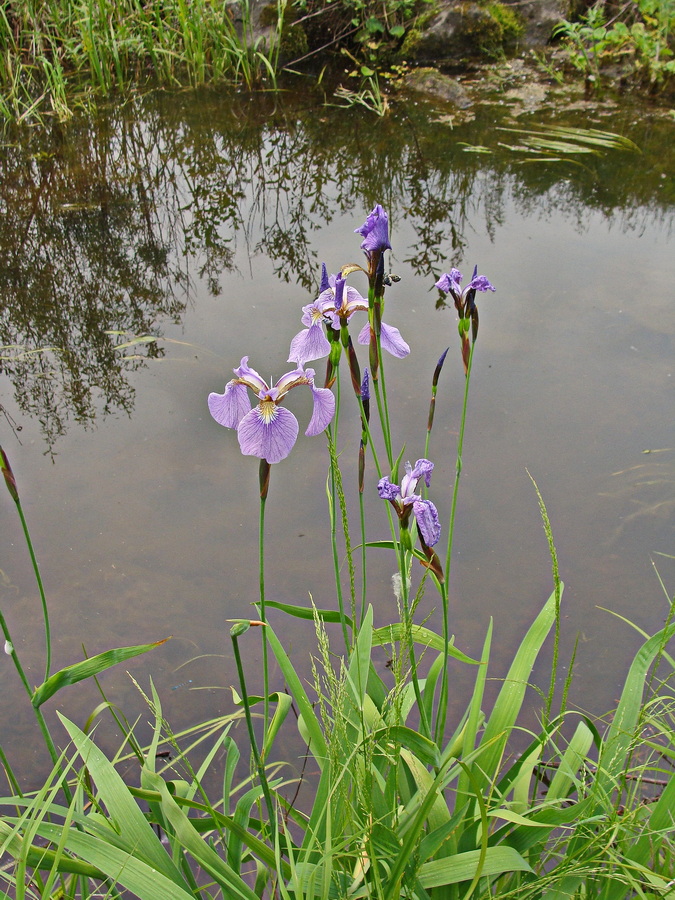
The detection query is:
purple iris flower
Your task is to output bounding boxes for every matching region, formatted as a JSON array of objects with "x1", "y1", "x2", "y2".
[
  {"x1": 355, "y1": 204, "x2": 392, "y2": 255},
  {"x1": 435, "y1": 267, "x2": 495, "y2": 314},
  {"x1": 377, "y1": 458, "x2": 441, "y2": 547},
  {"x1": 208, "y1": 357, "x2": 335, "y2": 464},
  {"x1": 289, "y1": 271, "x2": 409, "y2": 365}
]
